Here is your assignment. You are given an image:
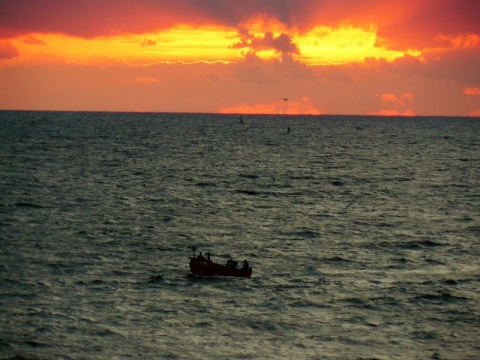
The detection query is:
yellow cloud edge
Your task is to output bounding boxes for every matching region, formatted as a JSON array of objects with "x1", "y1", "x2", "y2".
[{"x1": 3, "y1": 23, "x2": 416, "y2": 67}]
